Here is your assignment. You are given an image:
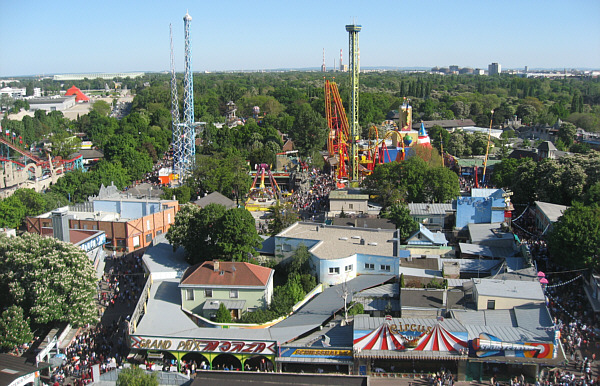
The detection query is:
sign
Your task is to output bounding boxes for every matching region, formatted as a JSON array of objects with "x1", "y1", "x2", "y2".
[
  {"x1": 79, "y1": 233, "x2": 107, "y2": 252},
  {"x1": 389, "y1": 323, "x2": 433, "y2": 336},
  {"x1": 130, "y1": 336, "x2": 276, "y2": 355},
  {"x1": 283, "y1": 348, "x2": 352, "y2": 359}
]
